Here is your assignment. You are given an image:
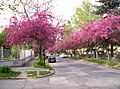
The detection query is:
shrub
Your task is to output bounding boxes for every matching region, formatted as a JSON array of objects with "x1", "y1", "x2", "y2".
[
  {"x1": 0, "y1": 66, "x2": 12, "y2": 73},
  {"x1": 33, "y1": 59, "x2": 52, "y2": 70},
  {"x1": 33, "y1": 60, "x2": 44, "y2": 68}
]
